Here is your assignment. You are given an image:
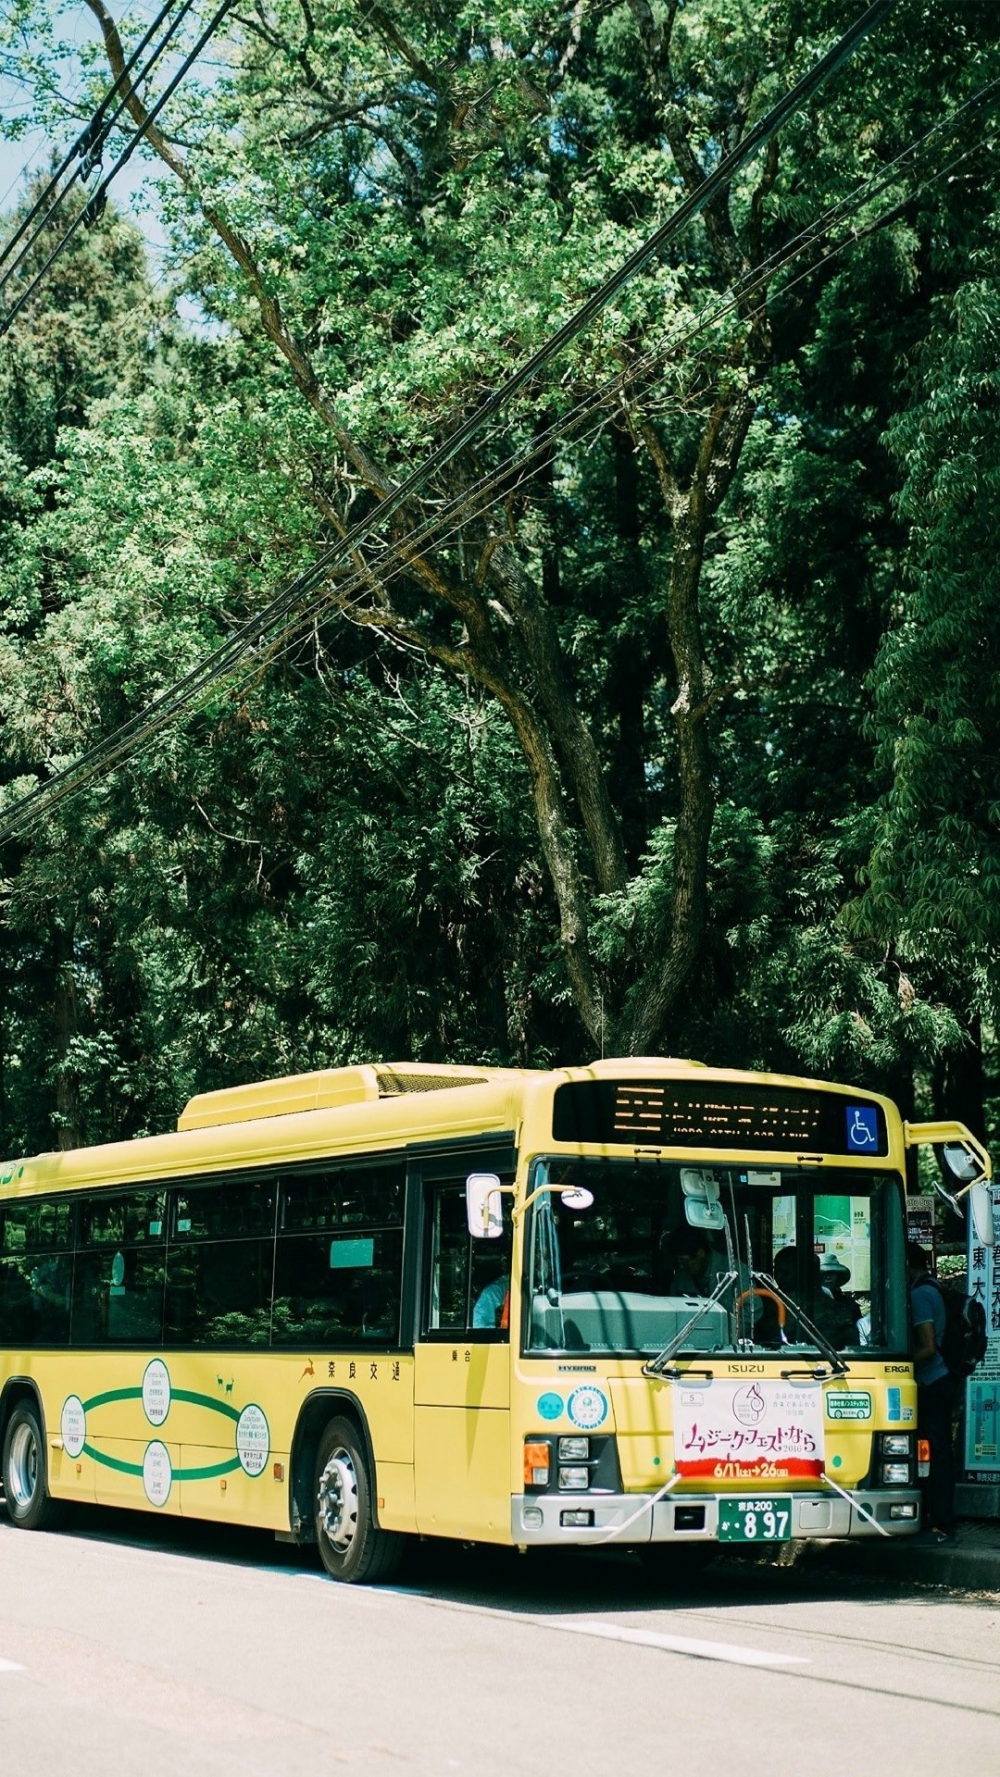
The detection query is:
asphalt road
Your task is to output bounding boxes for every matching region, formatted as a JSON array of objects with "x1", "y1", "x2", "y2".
[{"x1": 1, "y1": 1504, "x2": 998, "y2": 1775}]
